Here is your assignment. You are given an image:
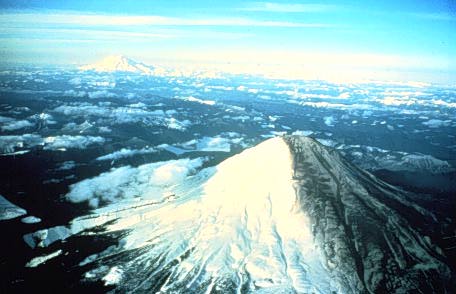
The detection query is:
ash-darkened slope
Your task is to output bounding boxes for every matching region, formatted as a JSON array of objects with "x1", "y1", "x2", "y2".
[{"x1": 286, "y1": 135, "x2": 454, "y2": 293}]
